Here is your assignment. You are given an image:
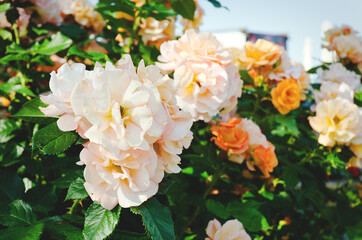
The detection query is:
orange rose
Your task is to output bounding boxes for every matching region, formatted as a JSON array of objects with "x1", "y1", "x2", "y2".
[
  {"x1": 271, "y1": 78, "x2": 301, "y2": 114},
  {"x1": 210, "y1": 118, "x2": 249, "y2": 154},
  {"x1": 248, "y1": 142, "x2": 278, "y2": 178}
]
